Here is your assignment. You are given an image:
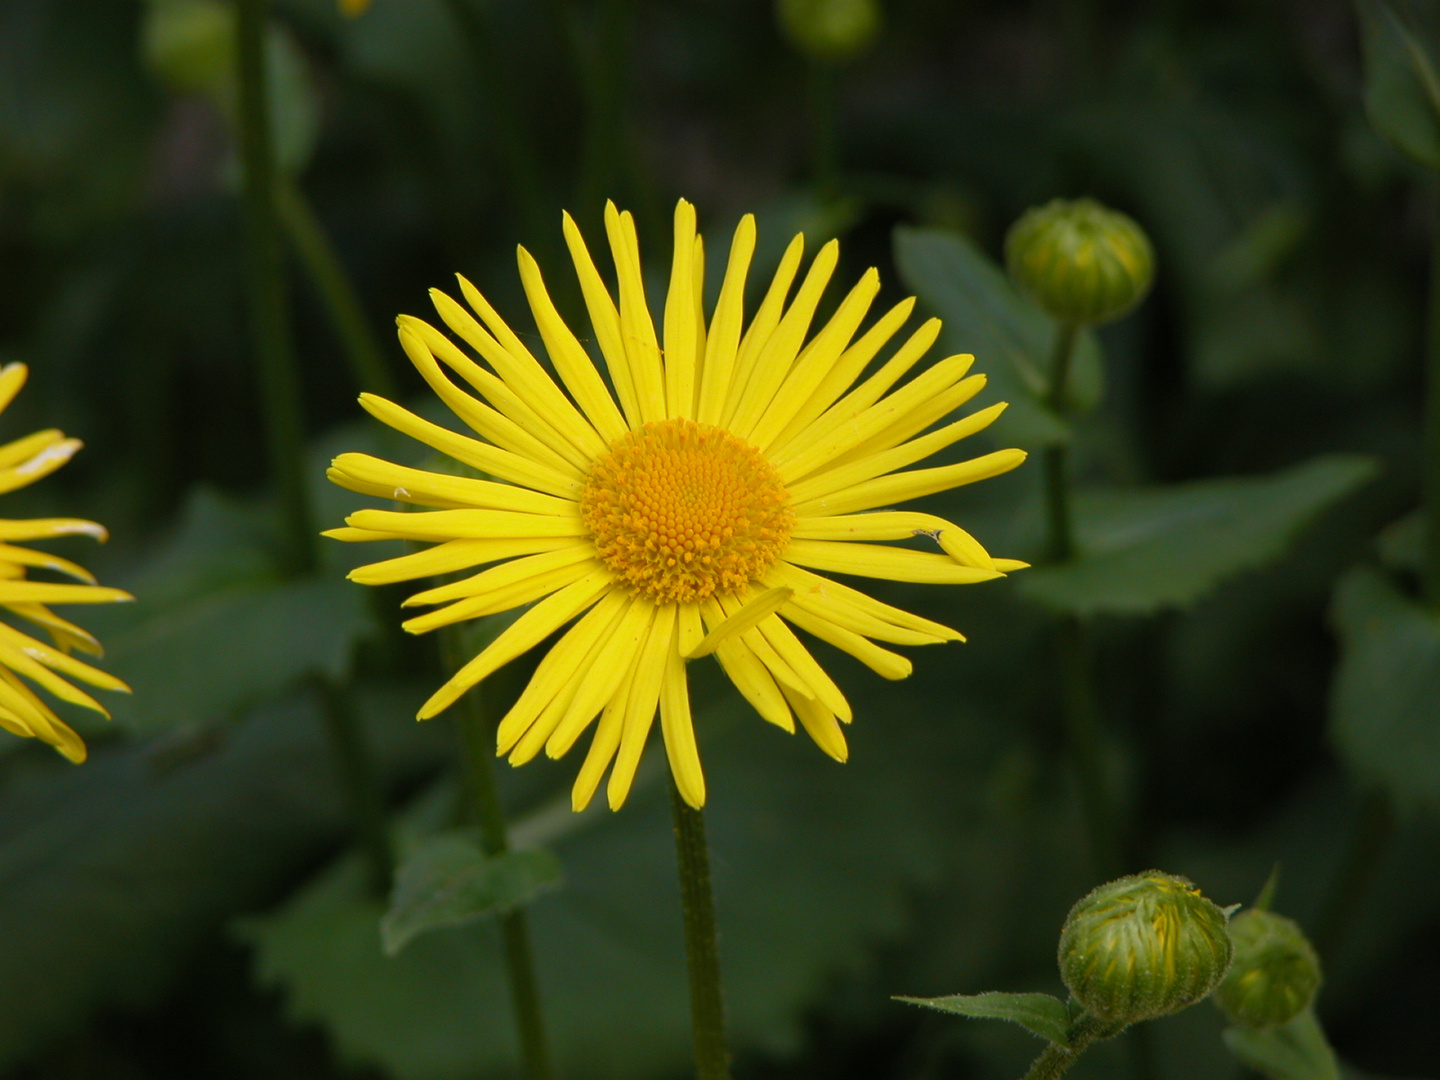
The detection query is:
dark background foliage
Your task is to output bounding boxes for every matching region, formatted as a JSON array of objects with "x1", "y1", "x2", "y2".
[{"x1": 0, "y1": 0, "x2": 1436, "y2": 1077}]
